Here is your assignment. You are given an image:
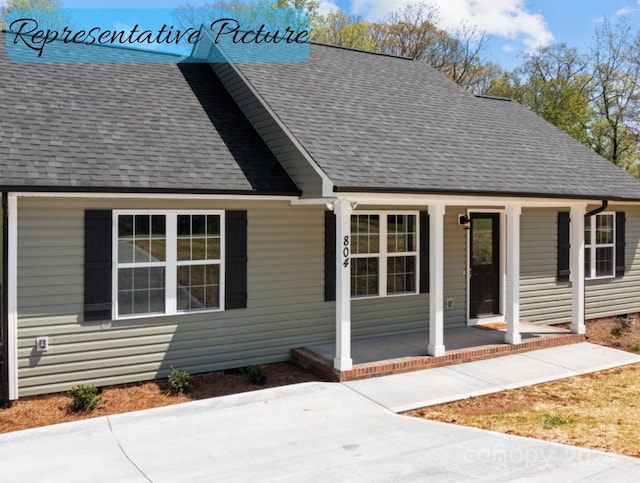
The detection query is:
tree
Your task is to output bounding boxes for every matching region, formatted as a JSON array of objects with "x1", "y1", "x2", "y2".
[
  {"x1": 373, "y1": 3, "x2": 440, "y2": 59},
  {"x1": 1, "y1": 0, "x2": 64, "y2": 30},
  {"x1": 311, "y1": 3, "x2": 494, "y2": 92},
  {"x1": 311, "y1": 11, "x2": 376, "y2": 51},
  {"x1": 524, "y1": 44, "x2": 593, "y2": 145},
  {"x1": 427, "y1": 22, "x2": 492, "y2": 92},
  {"x1": 589, "y1": 18, "x2": 640, "y2": 173}
]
